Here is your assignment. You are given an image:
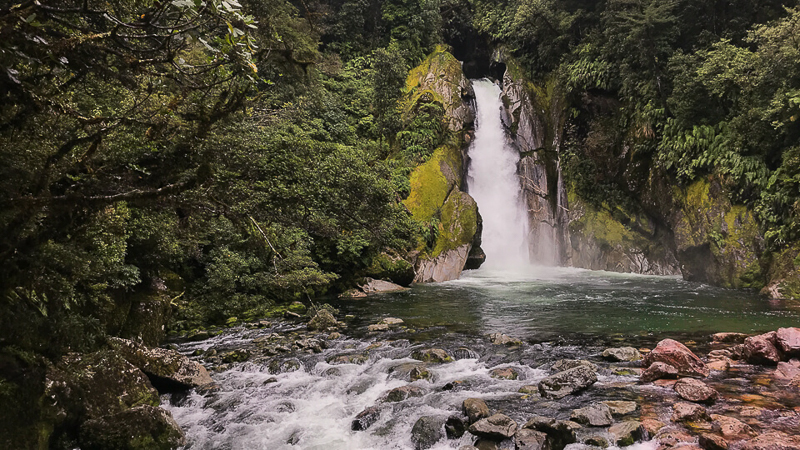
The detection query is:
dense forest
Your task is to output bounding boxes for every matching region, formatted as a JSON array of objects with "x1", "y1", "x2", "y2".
[{"x1": 1, "y1": 0, "x2": 799, "y2": 445}]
